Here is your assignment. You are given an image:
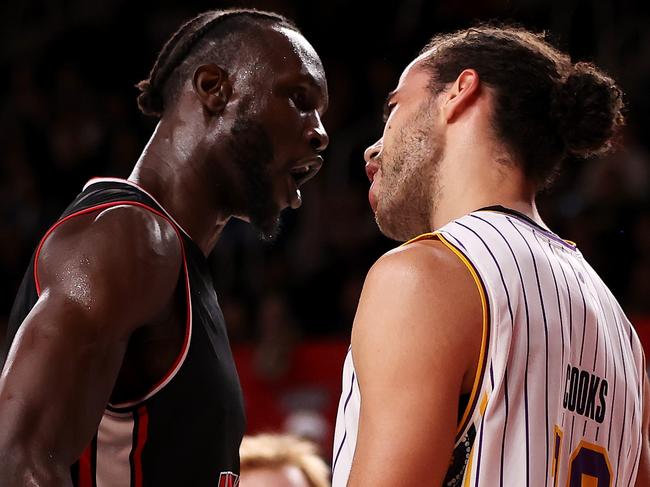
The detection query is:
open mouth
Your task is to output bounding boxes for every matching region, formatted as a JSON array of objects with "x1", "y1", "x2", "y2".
[{"x1": 289, "y1": 156, "x2": 323, "y2": 187}]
